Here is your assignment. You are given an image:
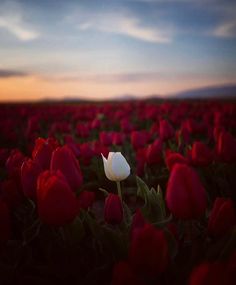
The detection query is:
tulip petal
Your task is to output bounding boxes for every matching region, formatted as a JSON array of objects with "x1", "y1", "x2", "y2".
[
  {"x1": 102, "y1": 153, "x2": 116, "y2": 181},
  {"x1": 111, "y1": 152, "x2": 130, "y2": 181}
]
